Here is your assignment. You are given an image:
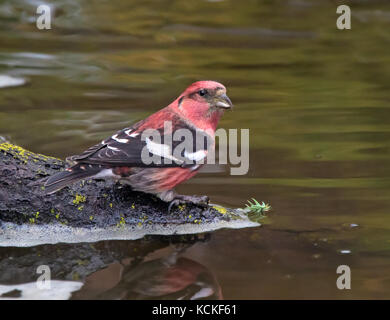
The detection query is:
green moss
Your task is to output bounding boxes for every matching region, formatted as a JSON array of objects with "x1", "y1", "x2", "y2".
[
  {"x1": 0, "y1": 142, "x2": 61, "y2": 163},
  {"x1": 243, "y1": 198, "x2": 271, "y2": 221},
  {"x1": 116, "y1": 216, "x2": 126, "y2": 227},
  {"x1": 191, "y1": 218, "x2": 202, "y2": 224},
  {"x1": 76, "y1": 259, "x2": 88, "y2": 266},
  {"x1": 72, "y1": 194, "x2": 86, "y2": 205},
  {"x1": 77, "y1": 205, "x2": 84, "y2": 211},
  {"x1": 212, "y1": 205, "x2": 227, "y2": 214}
]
